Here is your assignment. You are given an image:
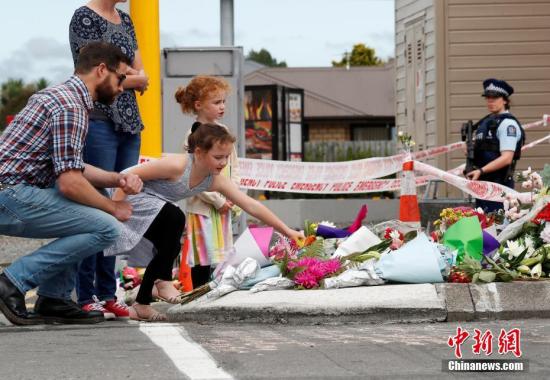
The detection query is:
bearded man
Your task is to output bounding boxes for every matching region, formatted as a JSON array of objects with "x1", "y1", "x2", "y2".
[{"x1": 0, "y1": 42, "x2": 143, "y2": 326}]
